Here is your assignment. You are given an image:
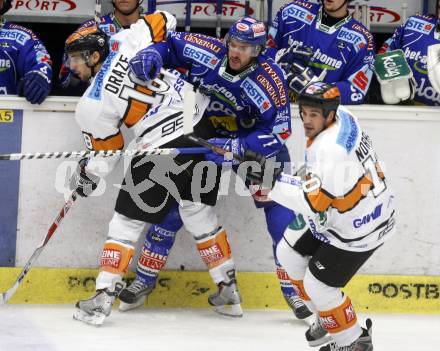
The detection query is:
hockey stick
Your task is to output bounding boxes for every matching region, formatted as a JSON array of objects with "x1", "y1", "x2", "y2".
[
  {"x1": 0, "y1": 191, "x2": 78, "y2": 305},
  {"x1": 245, "y1": 0, "x2": 250, "y2": 16},
  {"x1": 215, "y1": 0, "x2": 223, "y2": 38},
  {"x1": 182, "y1": 85, "x2": 243, "y2": 162},
  {"x1": 184, "y1": 0, "x2": 192, "y2": 32},
  {"x1": 148, "y1": 0, "x2": 156, "y2": 14},
  {"x1": 0, "y1": 147, "x2": 208, "y2": 161},
  {"x1": 267, "y1": 0, "x2": 273, "y2": 27},
  {"x1": 94, "y1": 0, "x2": 101, "y2": 24}
]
